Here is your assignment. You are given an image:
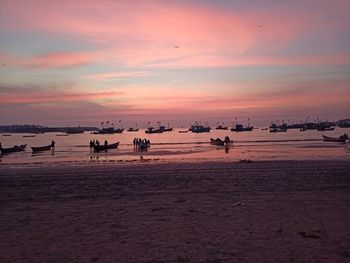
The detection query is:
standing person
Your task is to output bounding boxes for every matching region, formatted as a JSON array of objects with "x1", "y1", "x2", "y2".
[{"x1": 104, "y1": 140, "x2": 108, "y2": 146}]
